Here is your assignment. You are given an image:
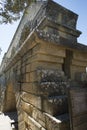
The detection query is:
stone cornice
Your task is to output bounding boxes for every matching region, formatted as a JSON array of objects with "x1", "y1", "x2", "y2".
[{"x1": 36, "y1": 29, "x2": 87, "y2": 52}]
